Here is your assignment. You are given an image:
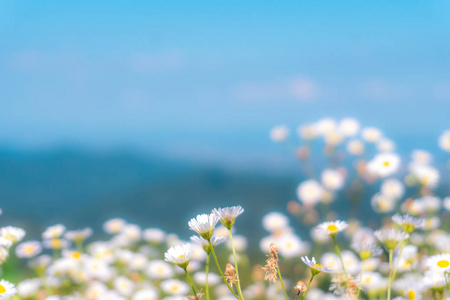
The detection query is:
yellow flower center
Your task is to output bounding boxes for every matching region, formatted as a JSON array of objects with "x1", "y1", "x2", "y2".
[
  {"x1": 360, "y1": 250, "x2": 371, "y2": 261},
  {"x1": 24, "y1": 245, "x2": 35, "y2": 255},
  {"x1": 314, "y1": 263, "x2": 324, "y2": 270},
  {"x1": 179, "y1": 255, "x2": 185, "y2": 259},
  {"x1": 5, "y1": 234, "x2": 15, "y2": 241},
  {"x1": 71, "y1": 252, "x2": 81, "y2": 259},
  {"x1": 384, "y1": 161, "x2": 390, "y2": 167},
  {"x1": 327, "y1": 224, "x2": 338, "y2": 232},
  {"x1": 408, "y1": 290, "x2": 415, "y2": 300},
  {"x1": 51, "y1": 239, "x2": 62, "y2": 248},
  {"x1": 437, "y1": 260, "x2": 450, "y2": 268},
  {"x1": 0, "y1": 285, "x2": 5, "y2": 293}
]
